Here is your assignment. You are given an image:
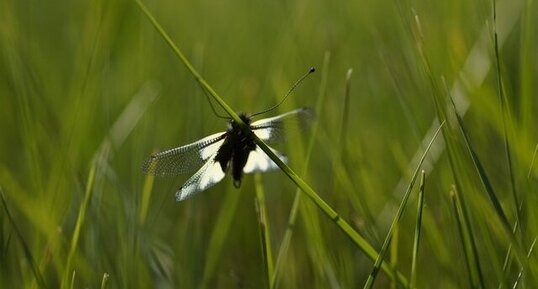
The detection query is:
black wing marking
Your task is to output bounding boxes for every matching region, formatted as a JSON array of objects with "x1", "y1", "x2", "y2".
[
  {"x1": 142, "y1": 132, "x2": 227, "y2": 176},
  {"x1": 250, "y1": 107, "x2": 315, "y2": 143},
  {"x1": 175, "y1": 157, "x2": 226, "y2": 201}
]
